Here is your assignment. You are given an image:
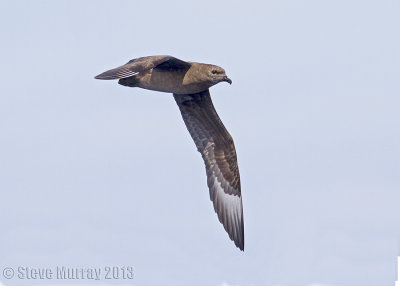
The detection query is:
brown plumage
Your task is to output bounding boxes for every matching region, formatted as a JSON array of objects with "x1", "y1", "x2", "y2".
[{"x1": 95, "y1": 55, "x2": 244, "y2": 251}]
